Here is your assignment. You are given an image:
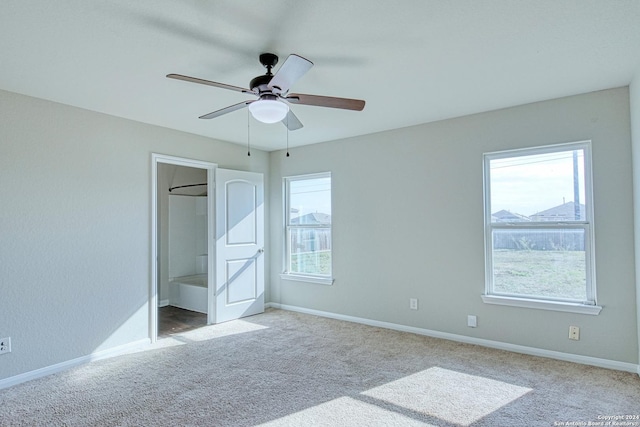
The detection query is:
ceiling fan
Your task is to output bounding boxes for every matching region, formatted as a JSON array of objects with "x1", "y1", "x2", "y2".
[{"x1": 167, "y1": 53, "x2": 365, "y2": 130}]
